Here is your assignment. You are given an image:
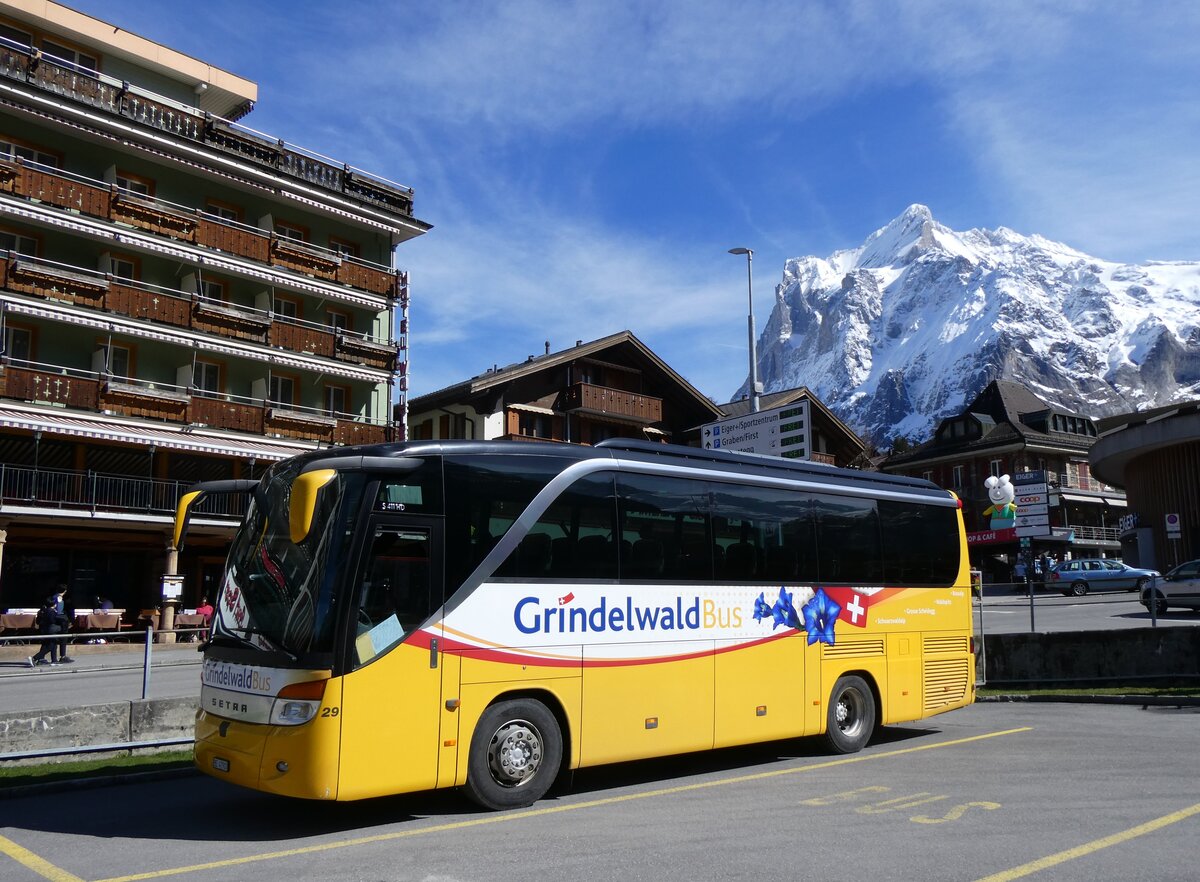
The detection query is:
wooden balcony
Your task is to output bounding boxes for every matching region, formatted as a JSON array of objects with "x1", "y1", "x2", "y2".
[
  {"x1": 810, "y1": 451, "x2": 836, "y2": 466},
  {"x1": 265, "y1": 406, "x2": 336, "y2": 442},
  {"x1": 1, "y1": 366, "x2": 99, "y2": 409},
  {"x1": 562, "y1": 383, "x2": 663, "y2": 424},
  {"x1": 196, "y1": 216, "x2": 271, "y2": 262},
  {"x1": 190, "y1": 395, "x2": 264, "y2": 434},
  {"x1": 192, "y1": 298, "x2": 271, "y2": 342},
  {"x1": 107, "y1": 282, "x2": 191, "y2": 328},
  {"x1": 109, "y1": 191, "x2": 198, "y2": 242},
  {"x1": 335, "y1": 332, "x2": 396, "y2": 370},
  {"x1": 100, "y1": 379, "x2": 189, "y2": 422},
  {"x1": 15, "y1": 163, "x2": 111, "y2": 216},
  {"x1": 334, "y1": 419, "x2": 390, "y2": 446},
  {"x1": 270, "y1": 237, "x2": 340, "y2": 281},
  {"x1": 8, "y1": 258, "x2": 108, "y2": 307},
  {"x1": 337, "y1": 260, "x2": 397, "y2": 296},
  {"x1": 271, "y1": 321, "x2": 336, "y2": 357}
]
